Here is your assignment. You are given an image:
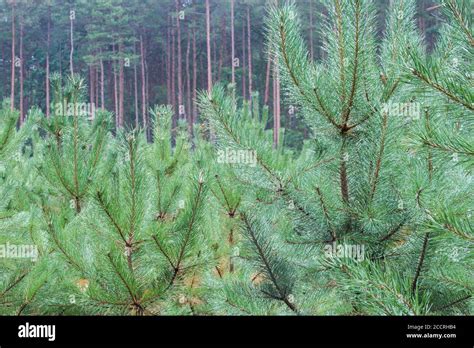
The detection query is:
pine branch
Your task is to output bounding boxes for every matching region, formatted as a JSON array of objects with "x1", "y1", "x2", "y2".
[
  {"x1": 411, "y1": 232, "x2": 430, "y2": 294},
  {"x1": 240, "y1": 213, "x2": 298, "y2": 314},
  {"x1": 411, "y1": 69, "x2": 473, "y2": 112}
]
